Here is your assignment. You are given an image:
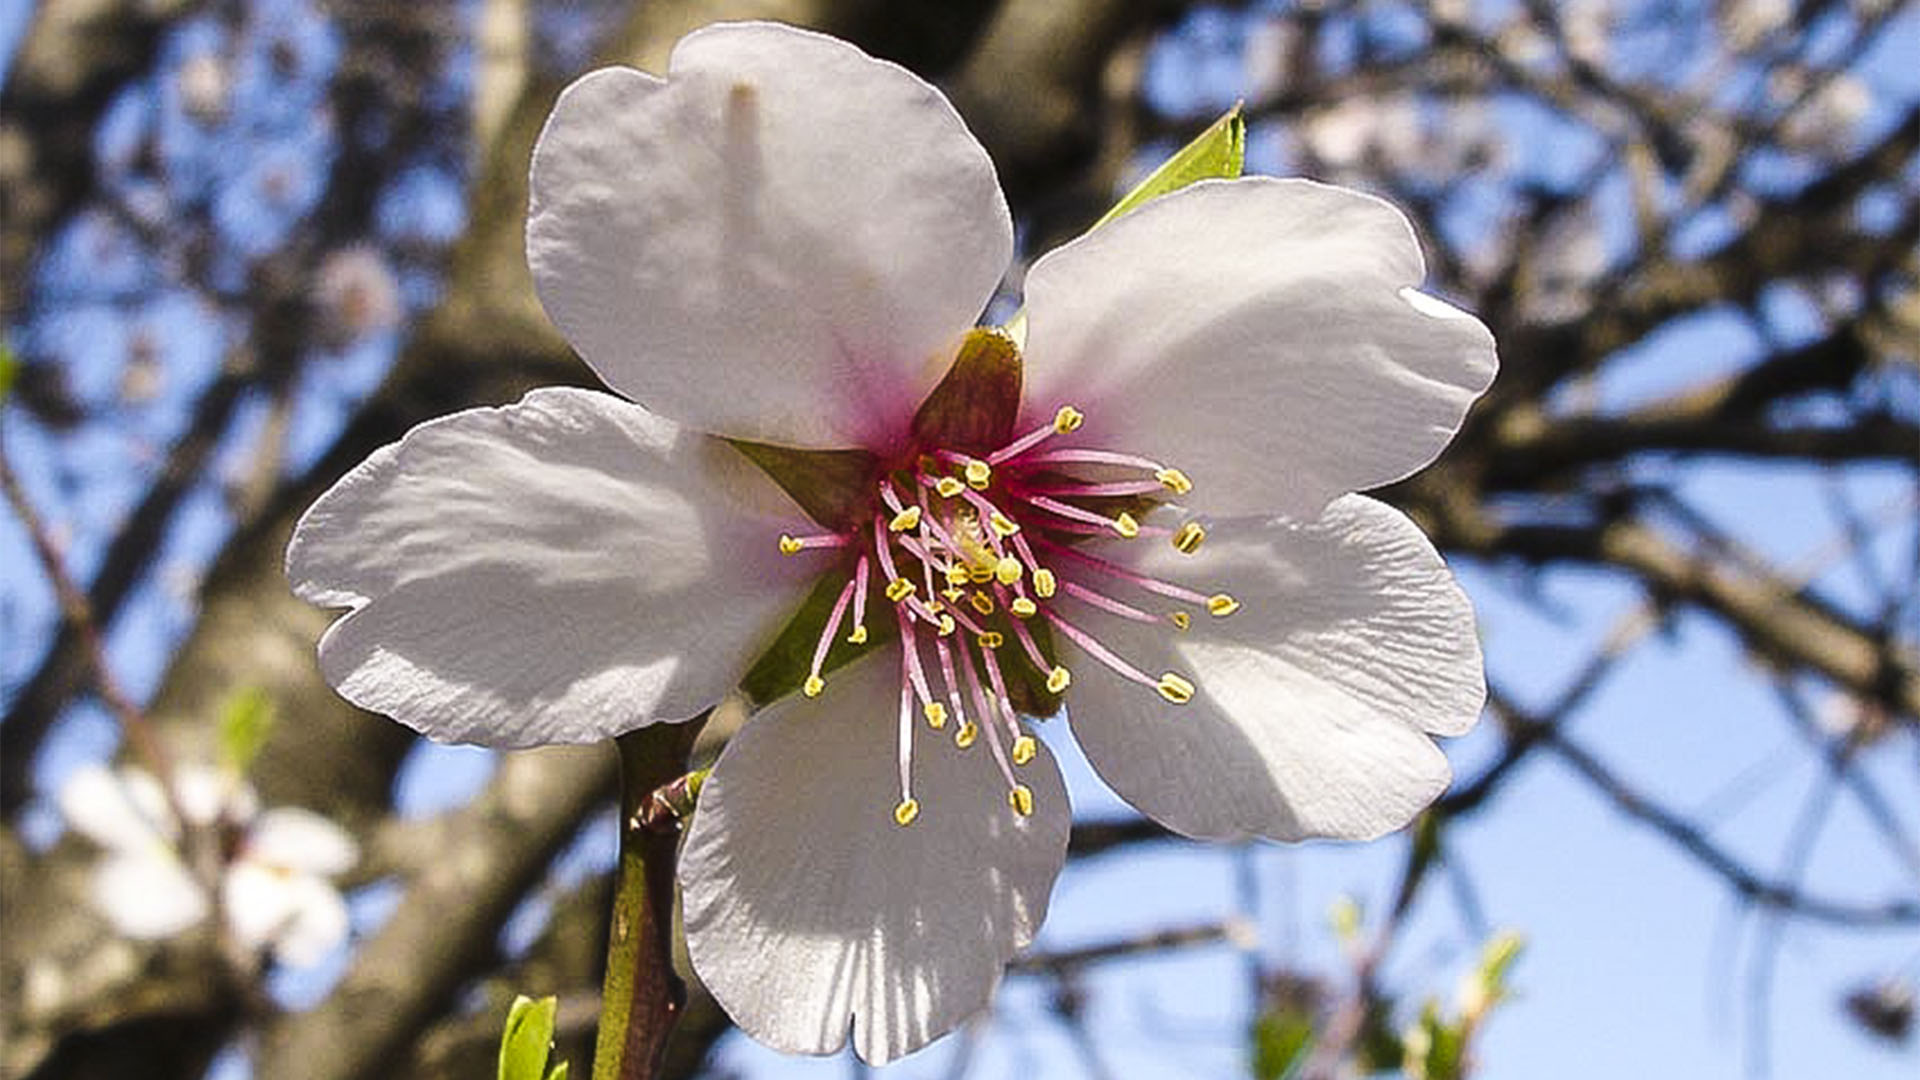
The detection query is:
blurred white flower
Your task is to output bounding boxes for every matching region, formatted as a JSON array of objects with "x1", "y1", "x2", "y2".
[
  {"x1": 177, "y1": 52, "x2": 231, "y2": 127},
  {"x1": 314, "y1": 245, "x2": 404, "y2": 350},
  {"x1": 59, "y1": 762, "x2": 358, "y2": 967}
]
